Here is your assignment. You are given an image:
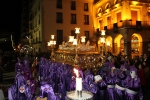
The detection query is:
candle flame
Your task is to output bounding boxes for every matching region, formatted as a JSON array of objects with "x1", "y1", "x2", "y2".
[{"x1": 74, "y1": 68, "x2": 79, "y2": 77}]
